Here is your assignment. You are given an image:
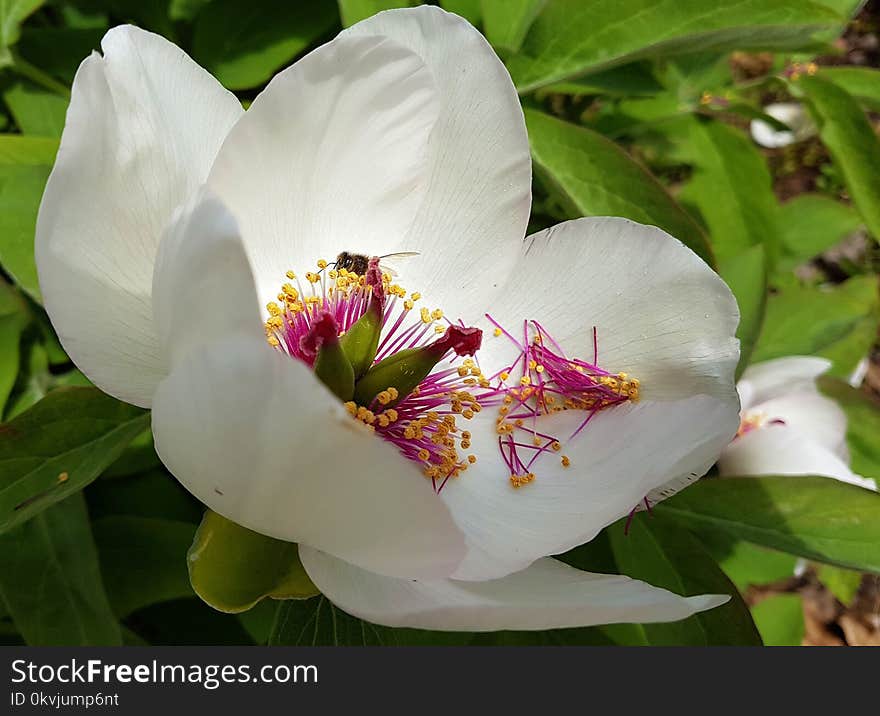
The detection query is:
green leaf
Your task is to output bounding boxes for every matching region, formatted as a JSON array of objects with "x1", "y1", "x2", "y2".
[
  {"x1": 481, "y1": 0, "x2": 545, "y2": 54},
  {"x1": 188, "y1": 510, "x2": 318, "y2": 614},
  {"x1": 4, "y1": 339, "x2": 49, "y2": 419},
  {"x1": 816, "y1": 564, "x2": 862, "y2": 605},
  {"x1": 753, "y1": 275, "x2": 879, "y2": 379},
  {"x1": 655, "y1": 476, "x2": 880, "y2": 573},
  {"x1": 818, "y1": 377, "x2": 880, "y2": 485},
  {"x1": 0, "y1": 134, "x2": 59, "y2": 301},
  {"x1": 704, "y1": 535, "x2": 798, "y2": 592},
  {"x1": 3, "y1": 82, "x2": 68, "y2": 136},
  {"x1": 0, "y1": 0, "x2": 45, "y2": 67},
  {"x1": 193, "y1": 0, "x2": 339, "y2": 90},
  {"x1": 508, "y1": 0, "x2": 841, "y2": 93},
  {"x1": 750, "y1": 594, "x2": 804, "y2": 646},
  {"x1": 525, "y1": 108, "x2": 714, "y2": 265},
  {"x1": 101, "y1": 429, "x2": 162, "y2": 479},
  {"x1": 659, "y1": 52, "x2": 731, "y2": 100},
  {"x1": 606, "y1": 514, "x2": 761, "y2": 645},
  {"x1": 799, "y1": 75, "x2": 880, "y2": 239},
  {"x1": 125, "y1": 598, "x2": 256, "y2": 645},
  {"x1": 94, "y1": 516, "x2": 196, "y2": 617},
  {"x1": 87, "y1": 469, "x2": 202, "y2": 524},
  {"x1": 169, "y1": 0, "x2": 213, "y2": 22},
  {"x1": 719, "y1": 244, "x2": 767, "y2": 378},
  {"x1": 439, "y1": 0, "x2": 481, "y2": 25},
  {"x1": 0, "y1": 280, "x2": 30, "y2": 414},
  {"x1": 679, "y1": 118, "x2": 780, "y2": 267},
  {"x1": 268, "y1": 596, "x2": 473, "y2": 645},
  {"x1": 103, "y1": 0, "x2": 174, "y2": 38},
  {"x1": 16, "y1": 27, "x2": 103, "y2": 83},
  {"x1": 338, "y1": 0, "x2": 414, "y2": 27},
  {"x1": 820, "y1": 67, "x2": 880, "y2": 112},
  {"x1": 538, "y1": 62, "x2": 664, "y2": 97},
  {"x1": 0, "y1": 493, "x2": 122, "y2": 645},
  {"x1": 778, "y1": 194, "x2": 862, "y2": 269},
  {"x1": 237, "y1": 599, "x2": 278, "y2": 645},
  {"x1": 0, "y1": 387, "x2": 150, "y2": 532}
]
